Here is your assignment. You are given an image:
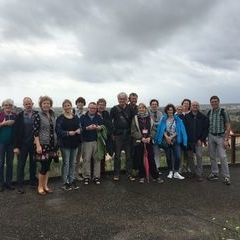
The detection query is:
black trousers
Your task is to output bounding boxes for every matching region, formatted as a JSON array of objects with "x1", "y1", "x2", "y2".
[
  {"x1": 134, "y1": 143, "x2": 158, "y2": 179},
  {"x1": 17, "y1": 143, "x2": 37, "y2": 187}
]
